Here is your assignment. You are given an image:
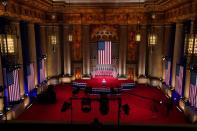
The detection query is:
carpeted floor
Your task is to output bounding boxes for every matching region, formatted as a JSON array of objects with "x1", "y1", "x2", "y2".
[{"x1": 16, "y1": 83, "x2": 190, "y2": 126}]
